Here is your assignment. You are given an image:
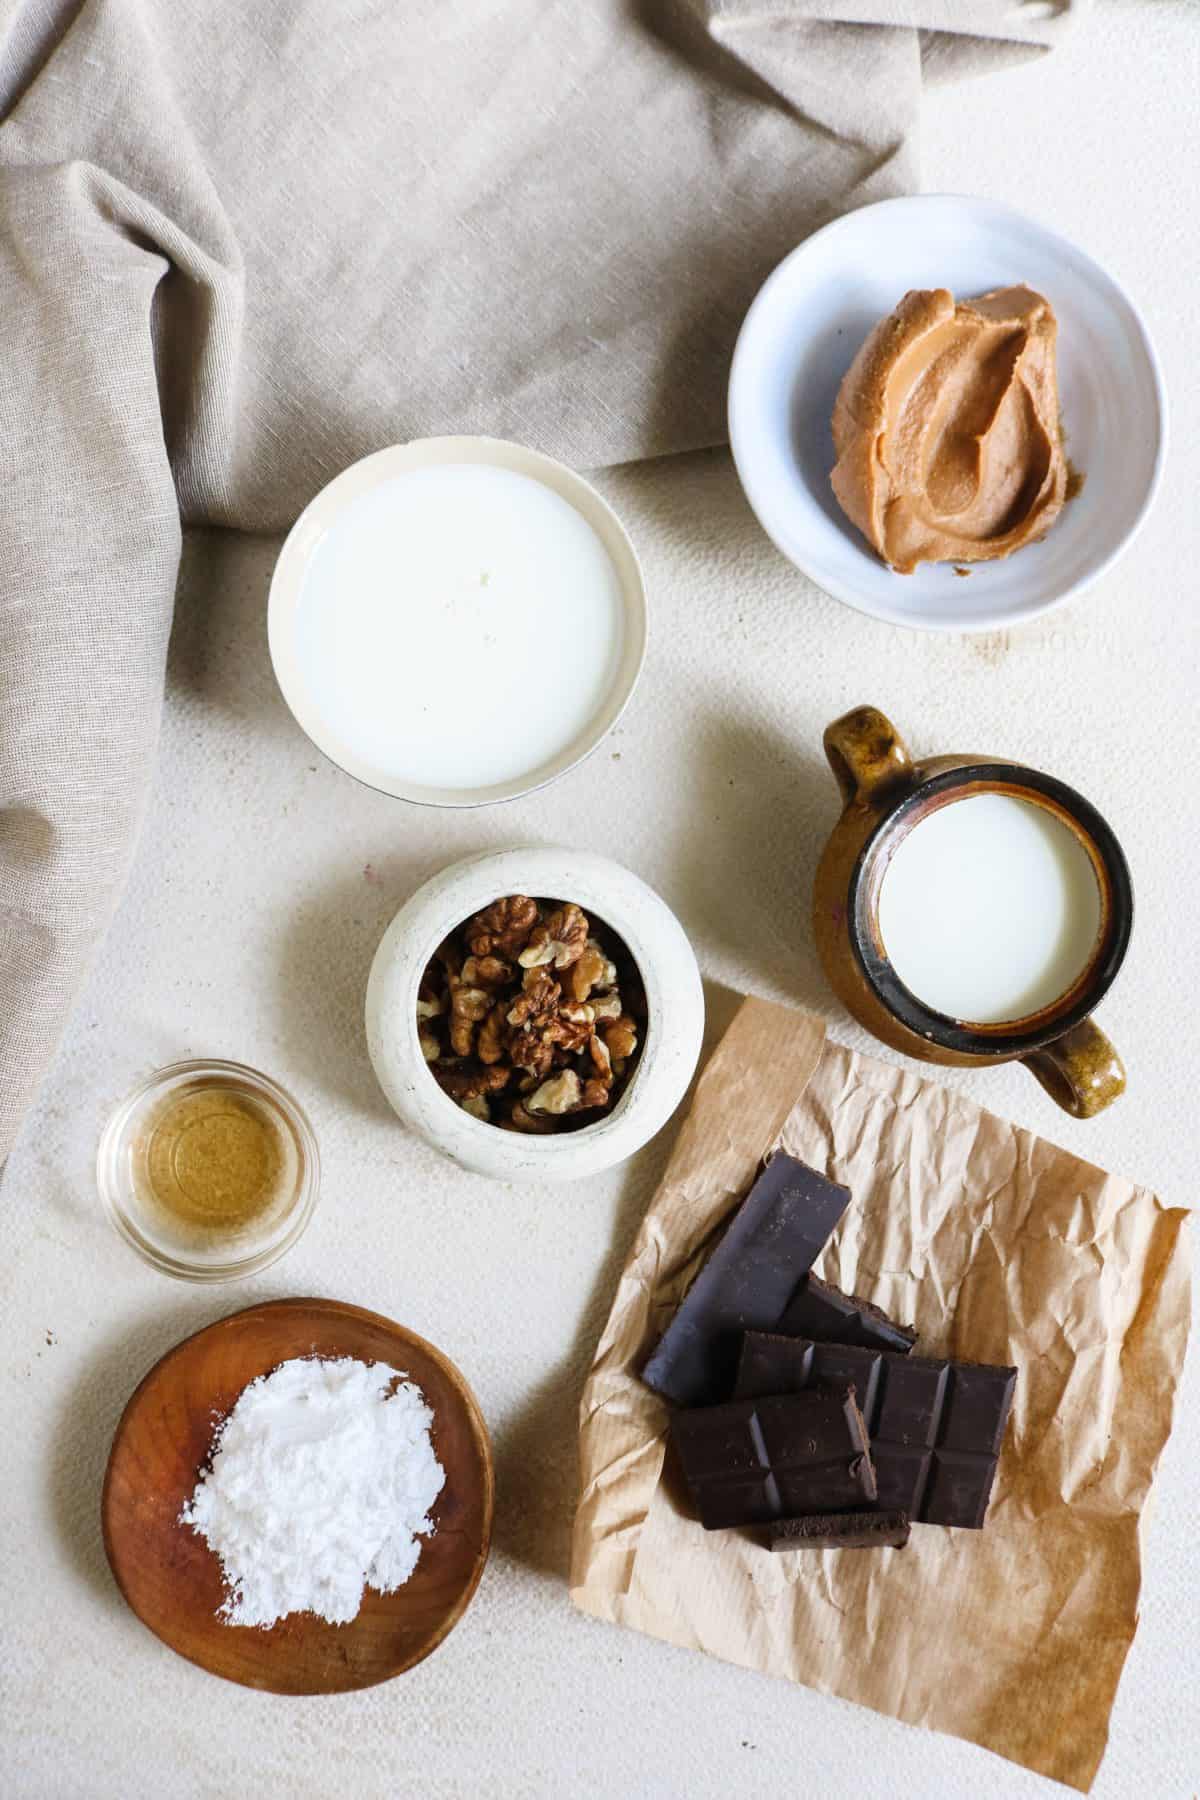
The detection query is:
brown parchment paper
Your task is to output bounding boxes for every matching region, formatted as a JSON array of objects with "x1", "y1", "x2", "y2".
[{"x1": 569, "y1": 997, "x2": 1191, "y2": 1791}]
